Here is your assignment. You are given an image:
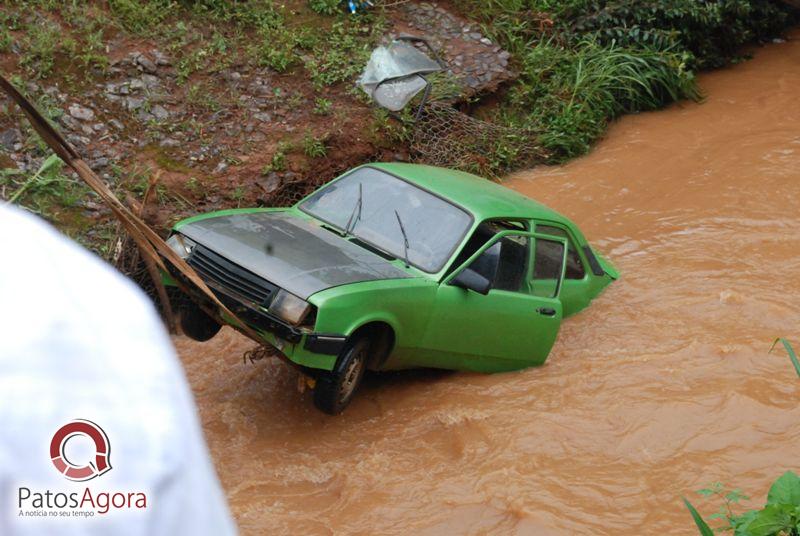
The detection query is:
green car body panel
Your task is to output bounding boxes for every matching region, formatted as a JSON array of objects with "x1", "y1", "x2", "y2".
[{"x1": 165, "y1": 163, "x2": 617, "y2": 374}]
